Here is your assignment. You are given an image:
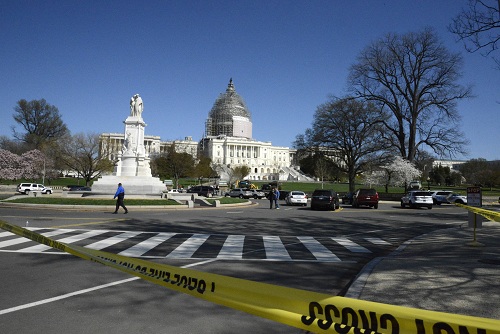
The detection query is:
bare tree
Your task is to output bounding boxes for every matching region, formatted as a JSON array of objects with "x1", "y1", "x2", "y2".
[
  {"x1": 12, "y1": 99, "x2": 69, "y2": 150},
  {"x1": 58, "y1": 133, "x2": 114, "y2": 186},
  {"x1": 297, "y1": 97, "x2": 388, "y2": 192},
  {"x1": 449, "y1": 0, "x2": 500, "y2": 67},
  {"x1": 348, "y1": 28, "x2": 473, "y2": 162}
]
